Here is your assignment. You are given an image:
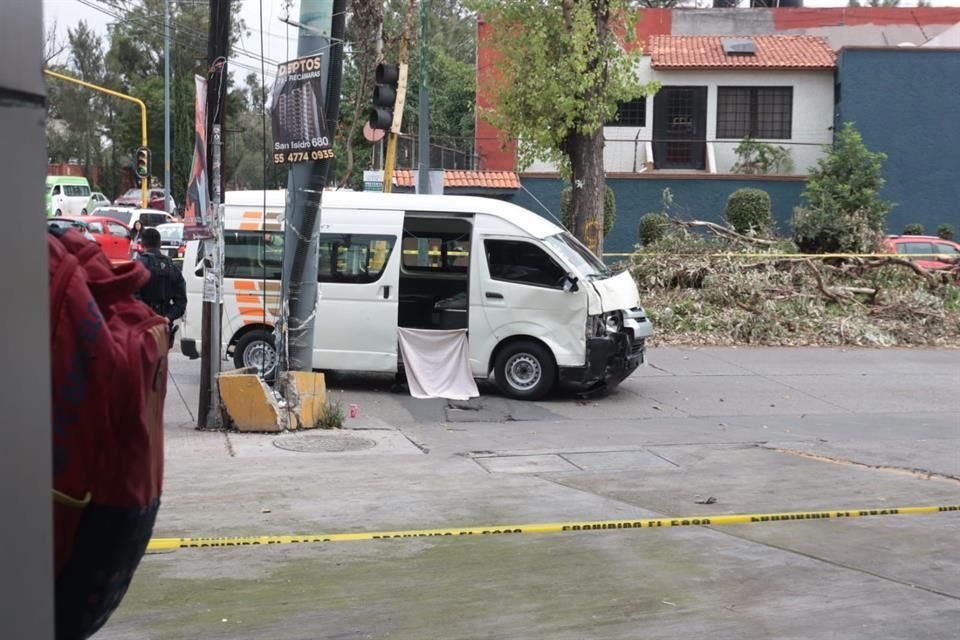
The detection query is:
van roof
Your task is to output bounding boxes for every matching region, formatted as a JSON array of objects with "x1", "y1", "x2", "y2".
[
  {"x1": 46, "y1": 176, "x2": 90, "y2": 184},
  {"x1": 222, "y1": 190, "x2": 564, "y2": 239}
]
